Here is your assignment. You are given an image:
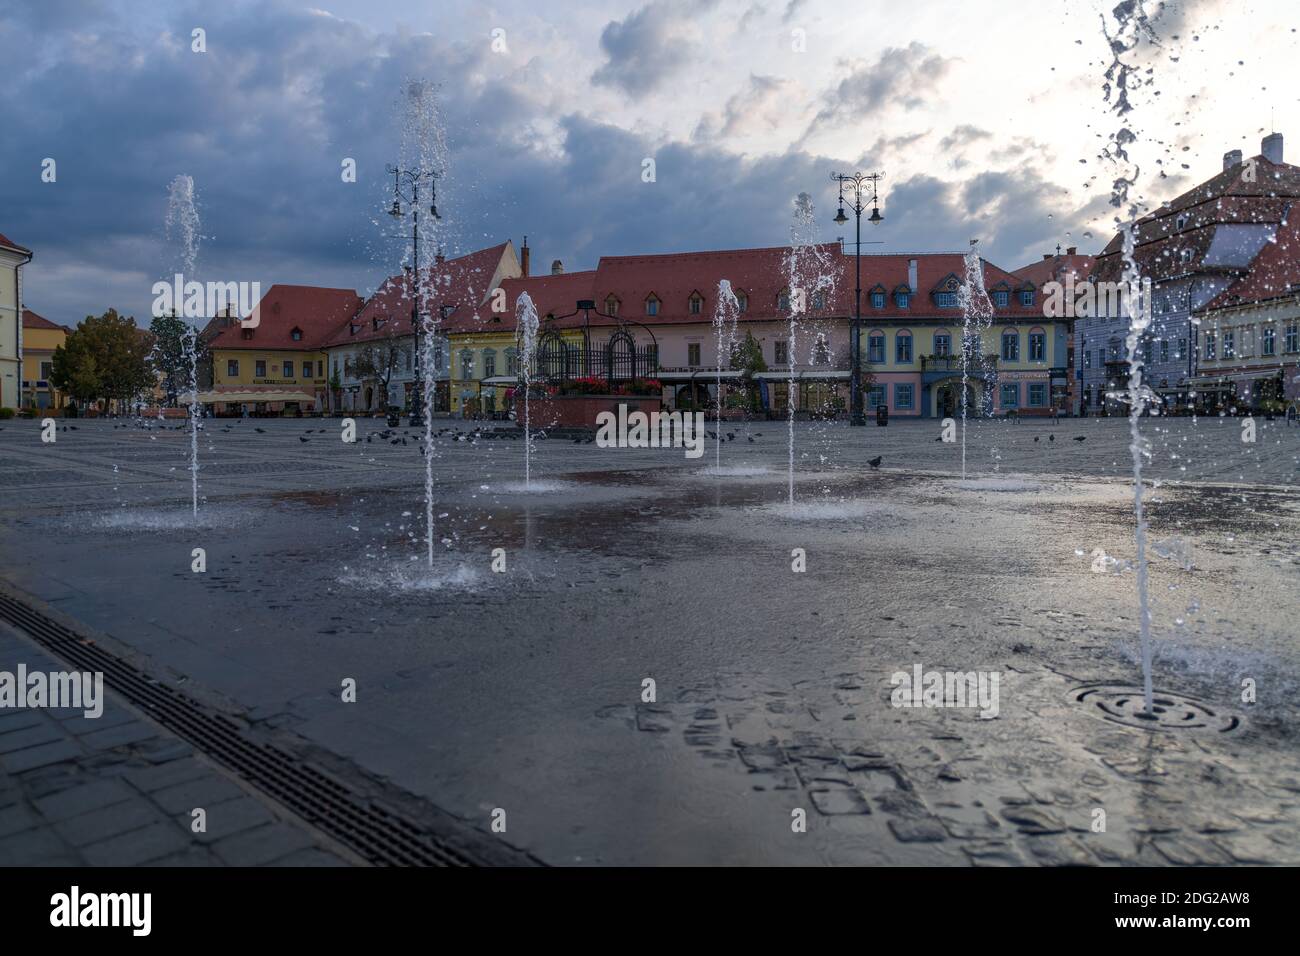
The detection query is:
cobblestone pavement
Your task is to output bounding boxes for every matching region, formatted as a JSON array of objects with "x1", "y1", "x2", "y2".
[
  {"x1": 0, "y1": 622, "x2": 357, "y2": 866},
  {"x1": 0, "y1": 416, "x2": 1296, "y2": 865}
]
